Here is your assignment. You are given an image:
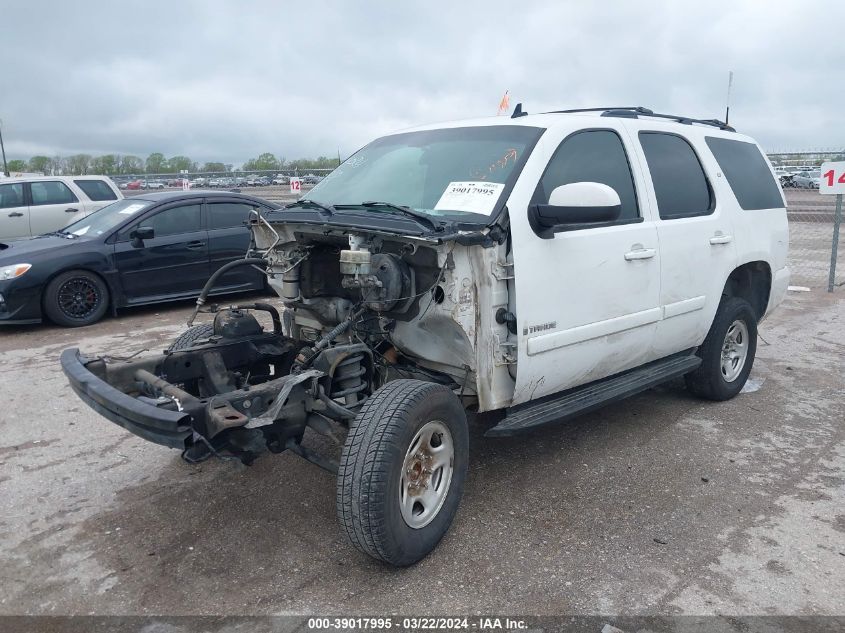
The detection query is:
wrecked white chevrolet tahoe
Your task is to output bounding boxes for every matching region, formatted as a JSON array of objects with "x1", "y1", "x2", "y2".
[{"x1": 62, "y1": 106, "x2": 789, "y2": 566}]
